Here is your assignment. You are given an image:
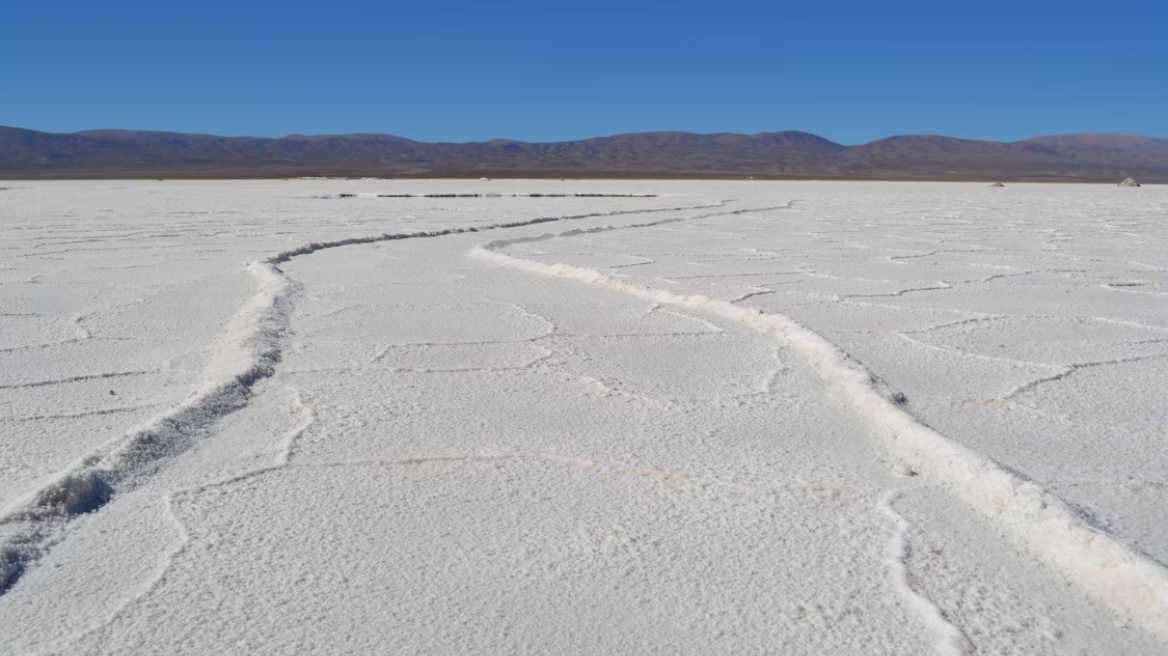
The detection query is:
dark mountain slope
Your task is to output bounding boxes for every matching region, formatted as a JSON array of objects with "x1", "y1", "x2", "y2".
[
  {"x1": 1023, "y1": 134, "x2": 1168, "y2": 156},
  {"x1": 829, "y1": 135, "x2": 1168, "y2": 180},
  {"x1": 2, "y1": 126, "x2": 1166, "y2": 181}
]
